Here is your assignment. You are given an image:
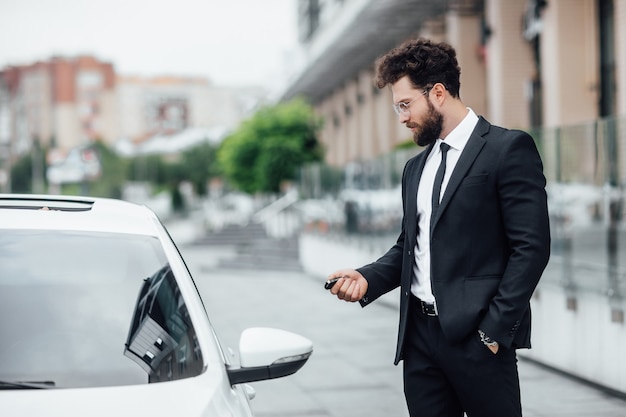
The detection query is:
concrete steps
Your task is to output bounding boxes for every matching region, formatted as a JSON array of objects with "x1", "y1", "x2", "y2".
[{"x1": 193, "y1": 222, "x2": 302, "y2": 272}]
